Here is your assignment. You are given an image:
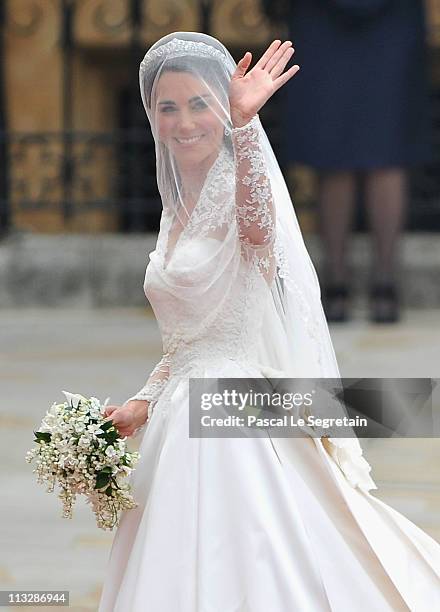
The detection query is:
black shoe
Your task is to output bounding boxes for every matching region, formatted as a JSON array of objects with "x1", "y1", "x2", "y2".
[
  {"x1": 323, "y1": 284, "x2": 349, "y2": 323},
  {"x1": 369, "y1": 284, "x2": 400, "y2": 323}
]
